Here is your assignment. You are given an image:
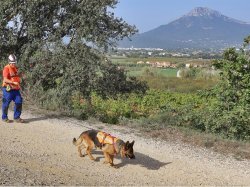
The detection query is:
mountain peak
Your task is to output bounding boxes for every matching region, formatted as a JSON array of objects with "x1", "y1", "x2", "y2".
[
  {"x1": 185, "y1": 7, "x2": 222, "y2": 17},
  {"x1": 119, "y1": 7, "x2": 250, "y2": 50}
]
